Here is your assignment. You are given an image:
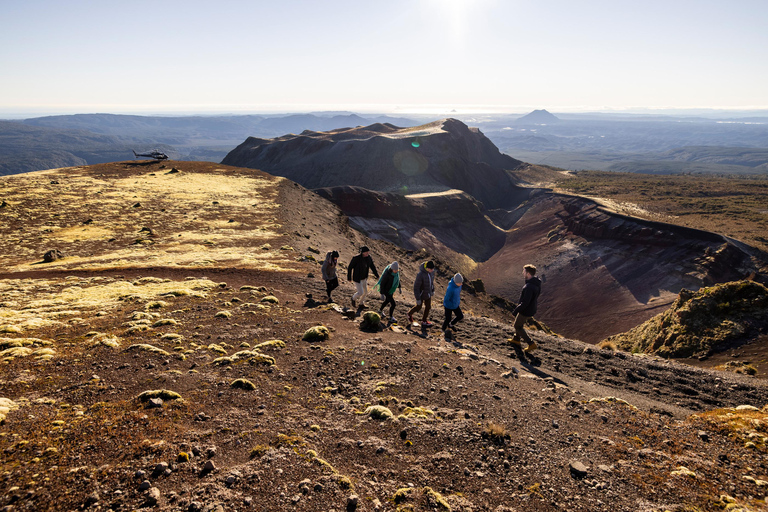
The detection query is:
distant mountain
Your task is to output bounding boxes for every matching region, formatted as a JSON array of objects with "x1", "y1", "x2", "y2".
[
  {"x1": 0, "y1": 121, "x2": 142, "y2": 176},
  {"x1": 516, "y1": 109, "x2": 561, "y2": 125},
  {"x1": 22, "y1": 113, "x2": 420, "y2": 143},
  {"x1": 2, "y1": 113, "x2": 421, "y2": 174},
  {"x1": 222, "y1": 118, "x2": 527, "y2": 209}
]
